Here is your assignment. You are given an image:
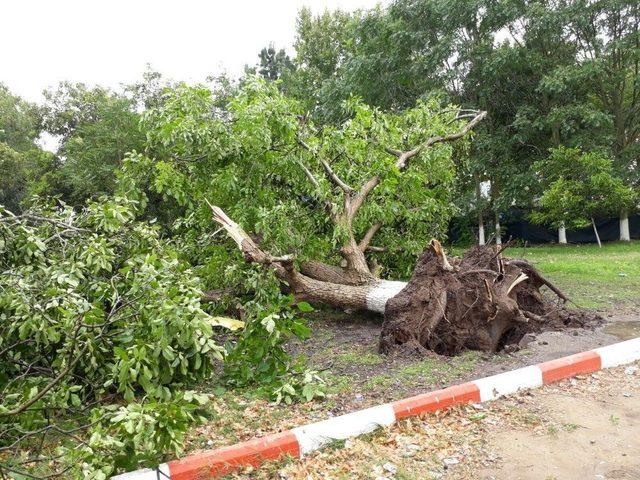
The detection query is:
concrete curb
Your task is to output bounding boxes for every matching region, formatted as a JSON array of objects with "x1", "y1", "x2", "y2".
[{"x1": 113, "y1": 337, "x2": 640, "y2": 479}]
